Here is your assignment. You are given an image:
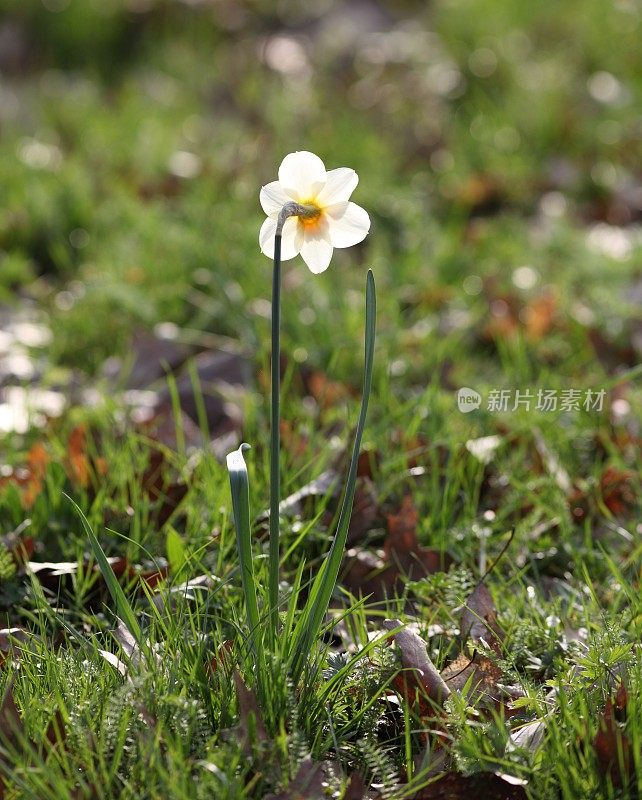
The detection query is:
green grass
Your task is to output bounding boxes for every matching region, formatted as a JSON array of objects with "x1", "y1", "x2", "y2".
[{"x1": 1, "y1": 0, "x2": 642, "y2": 798}]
